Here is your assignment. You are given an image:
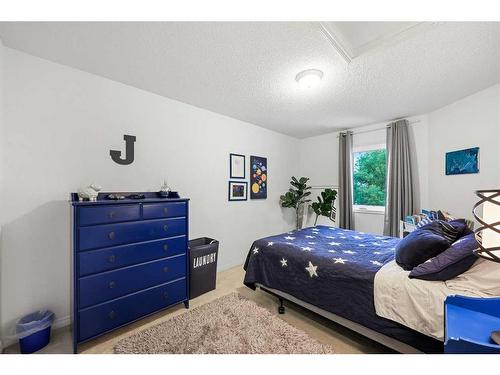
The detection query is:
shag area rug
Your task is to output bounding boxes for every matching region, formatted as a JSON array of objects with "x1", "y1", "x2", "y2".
[{"x1": 114, "y1": 292, "x2": 334, "y2": 354}]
